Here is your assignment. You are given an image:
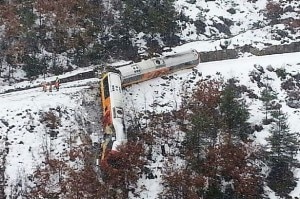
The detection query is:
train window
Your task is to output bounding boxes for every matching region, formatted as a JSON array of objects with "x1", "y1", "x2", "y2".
[
  {"x1": 153, "y1": 59, "x2": 165, "y2": 68},
  {"x1": 103, "y1": 76, "x2": 110, "y2": 99},
  {"x1": 117, "y1": 109, "x2": 123, "y2": 115},
  {"x1": 131, "y1": 64, "x2": 141, "y2": 73},
  {"x1": 128, "y1": 75, "x2": 141, "y2": 83},
  {"x1": 113, "y1": 107, "x2": 124, "y2": 118}
]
